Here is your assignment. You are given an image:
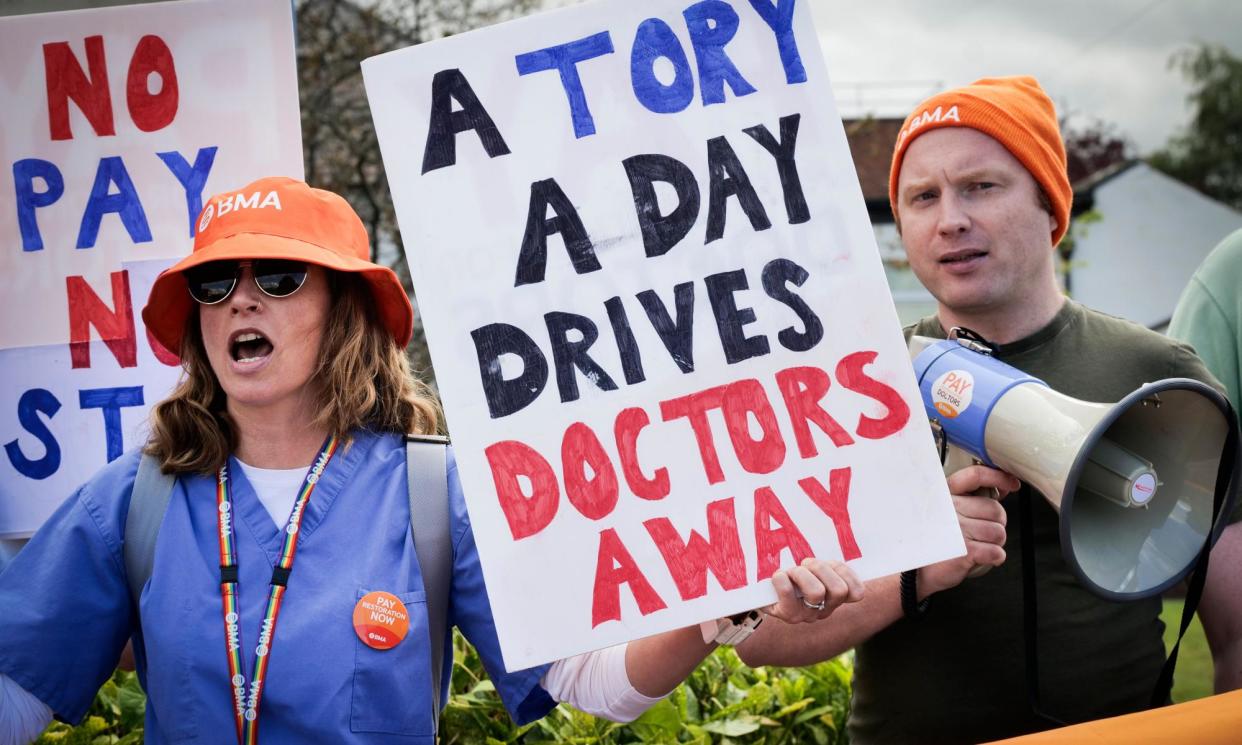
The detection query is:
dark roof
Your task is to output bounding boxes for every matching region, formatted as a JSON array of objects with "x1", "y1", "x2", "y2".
[
  {"x1": 843, "y1": 117, "x2": 903, "y2": 223},
  {"x1": 1069, "y1": 159, "x2": 1139, "y2": 217}
]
